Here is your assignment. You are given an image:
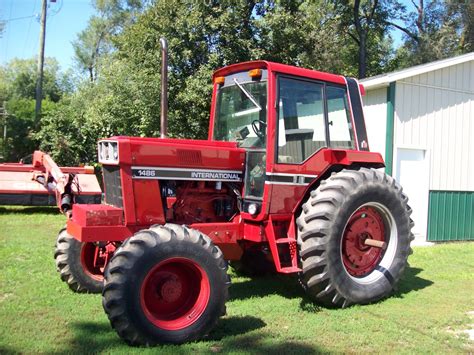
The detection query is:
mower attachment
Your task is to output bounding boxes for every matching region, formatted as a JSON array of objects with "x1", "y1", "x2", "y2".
[{"x1": 0, "y1": 151, "x2": 101, "y2": 213}]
